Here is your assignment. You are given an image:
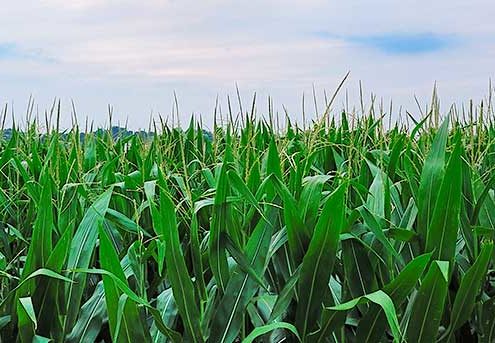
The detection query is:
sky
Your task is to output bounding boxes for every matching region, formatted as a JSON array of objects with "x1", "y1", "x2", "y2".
[{"x1": 0, "y1": 0, "x2": 494, "y2": 130}]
